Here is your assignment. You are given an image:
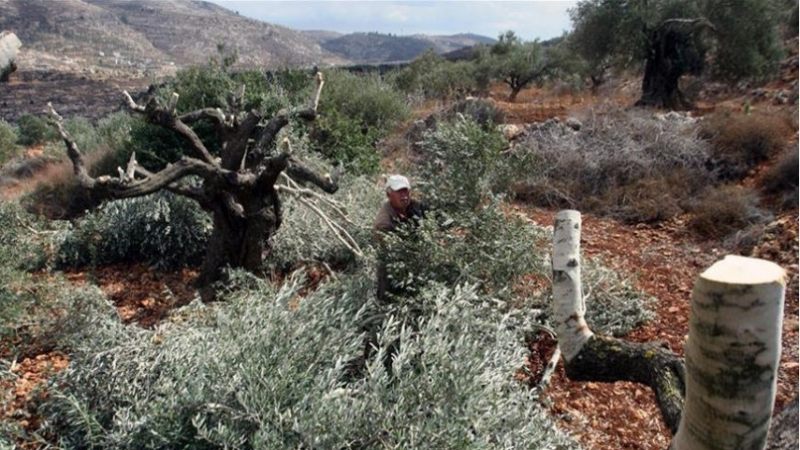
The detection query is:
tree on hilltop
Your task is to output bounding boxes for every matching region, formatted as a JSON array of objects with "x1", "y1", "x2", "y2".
[{"x1": 569, "y1": 0, "x2": 783, "y2": 109}]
